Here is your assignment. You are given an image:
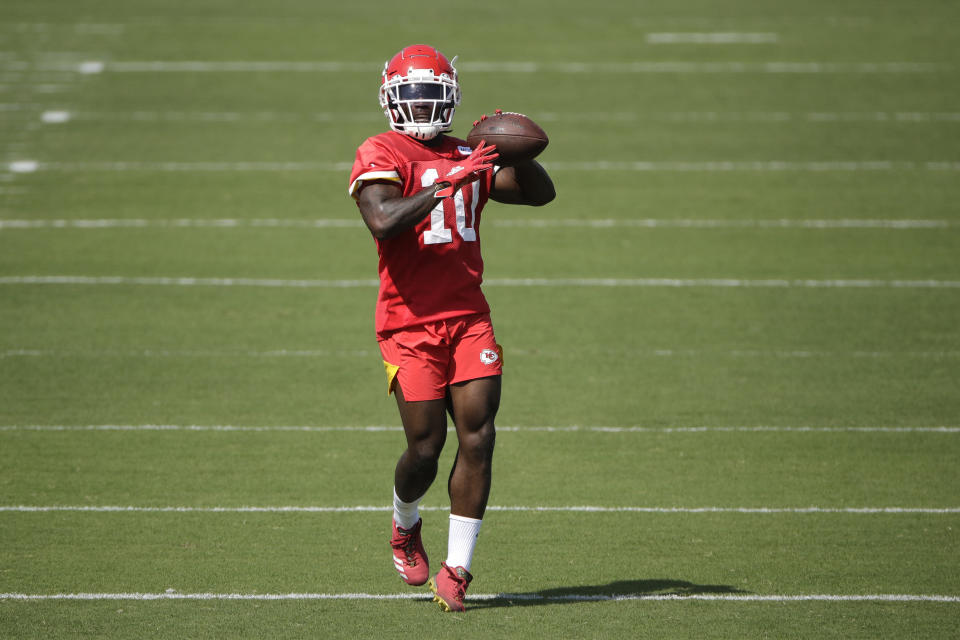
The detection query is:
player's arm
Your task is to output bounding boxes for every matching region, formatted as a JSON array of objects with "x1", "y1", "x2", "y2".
[
  {"x1": 356, "y1": 143, "x2": 499, "y2": 239},
  {"x1": 489, "y1": 160, "x2": 556, "y2": 206},
  {"x1": 356, "y1": 180, "x2": 443, "y2": 240}
]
